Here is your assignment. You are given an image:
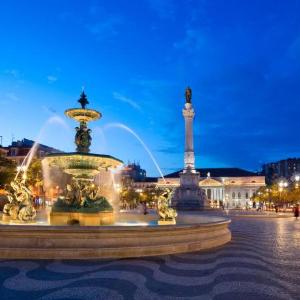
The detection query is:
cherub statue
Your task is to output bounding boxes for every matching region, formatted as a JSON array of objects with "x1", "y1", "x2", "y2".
[
  {"x1": 3, "y1": 177, "x2": 36, "y2": 221},
  {"x1": 157, "y1": 188, "x2": 177, "y2": 222}
]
